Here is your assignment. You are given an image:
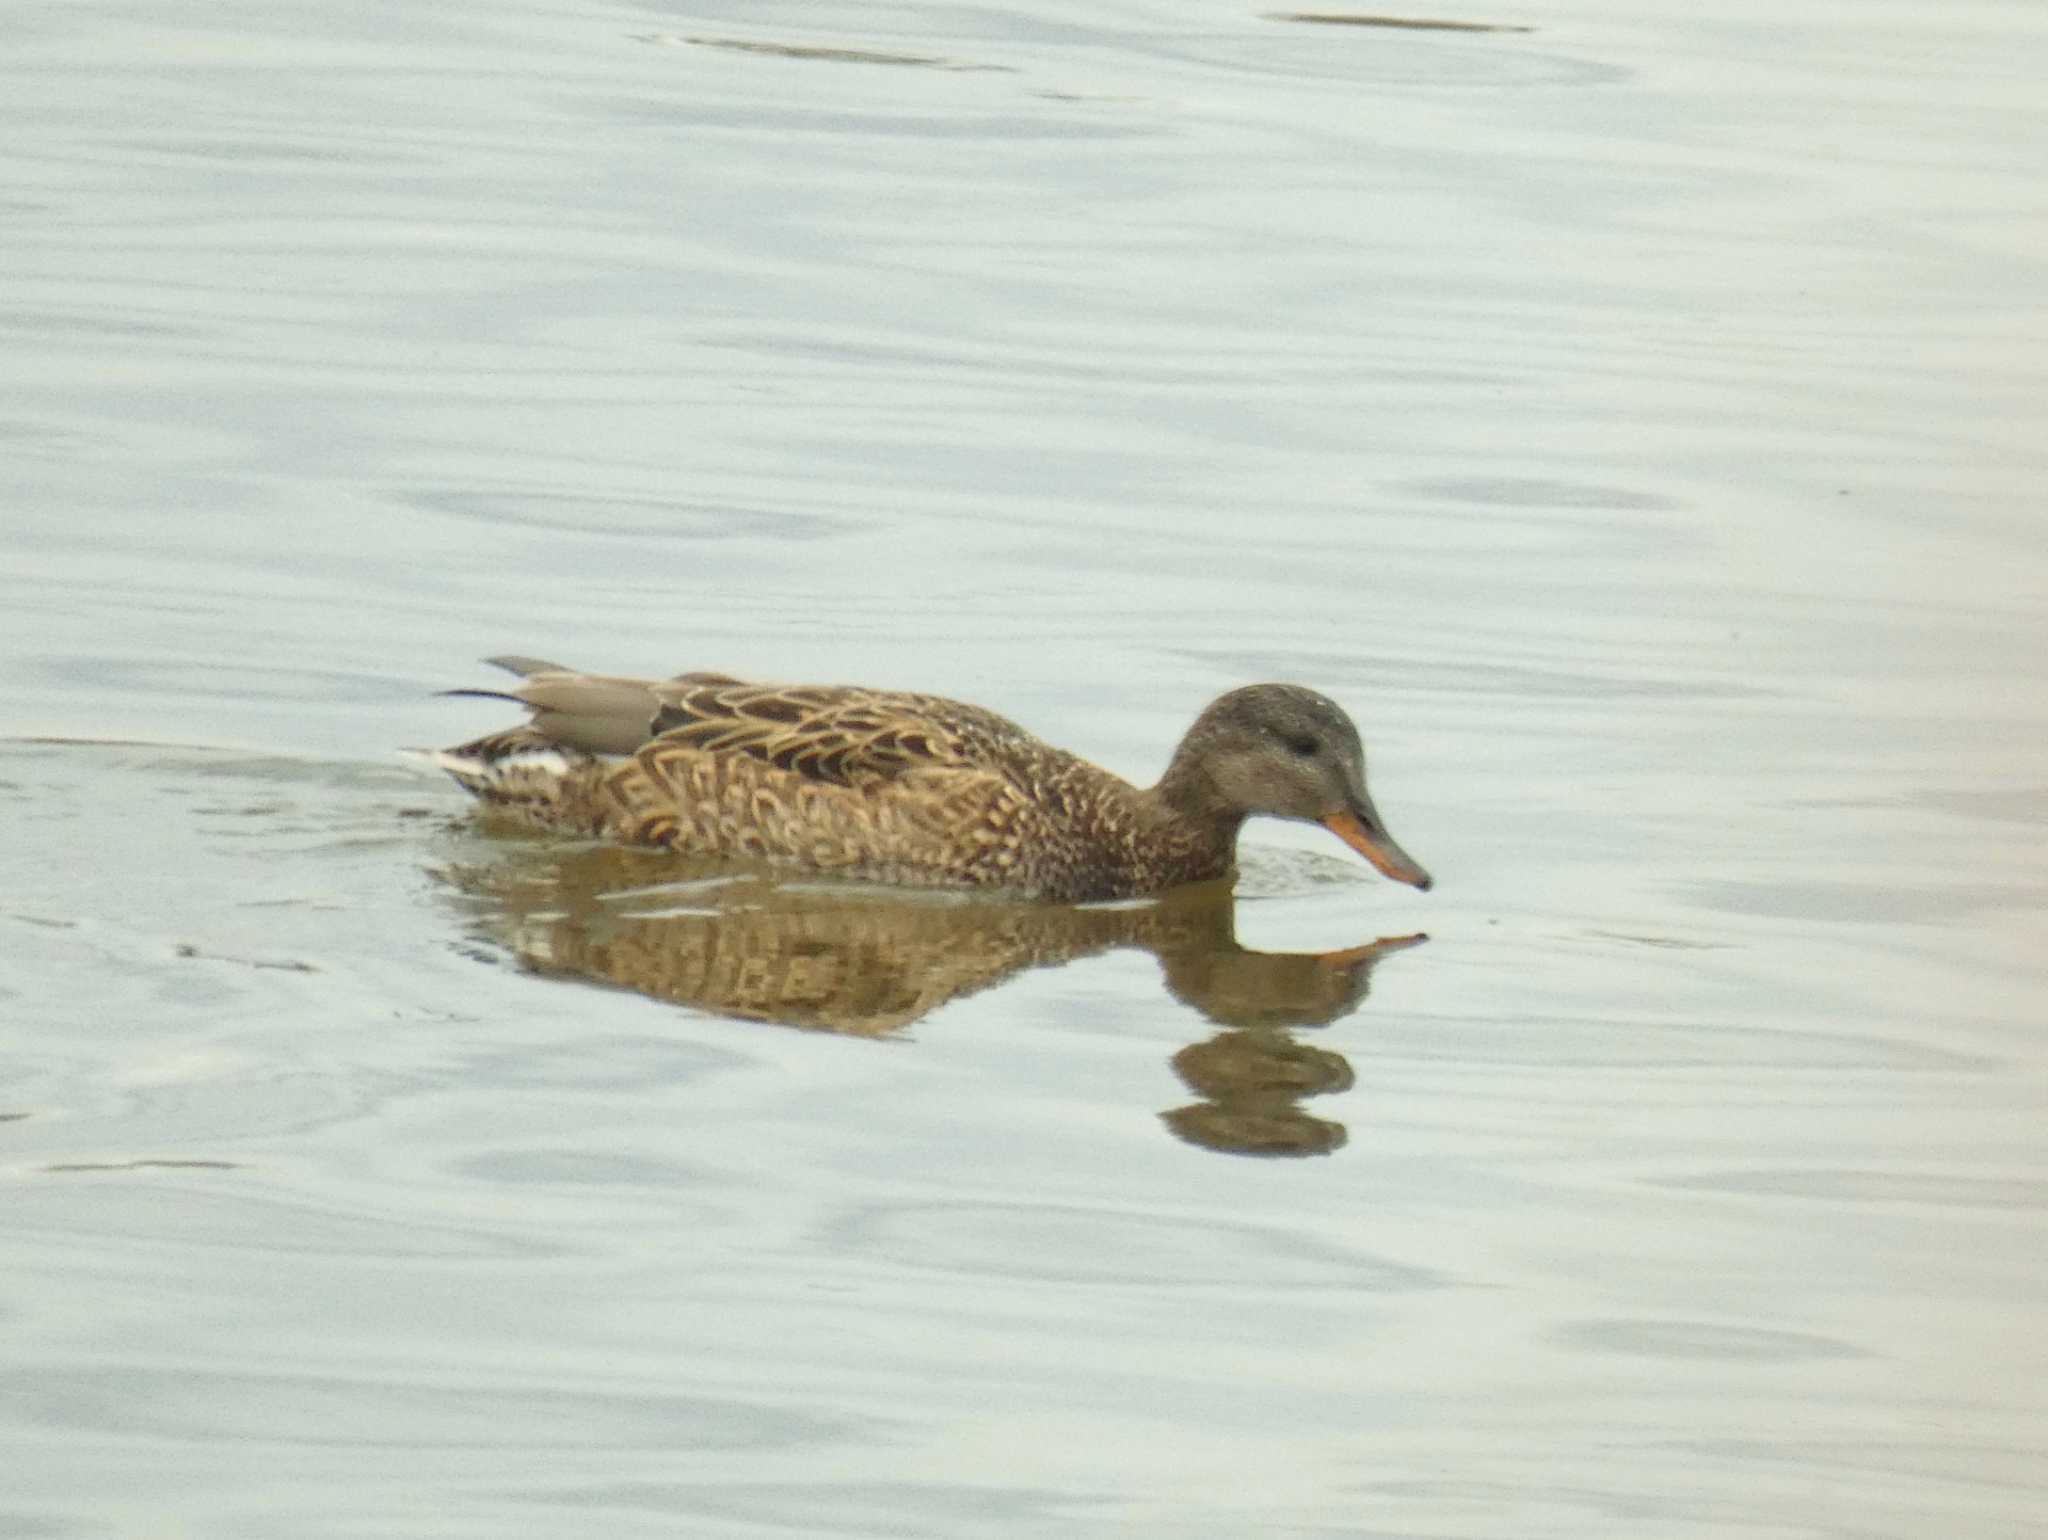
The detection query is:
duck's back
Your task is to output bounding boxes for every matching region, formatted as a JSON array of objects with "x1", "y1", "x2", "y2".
[{"x1": 435, "y1": 667, "x2": 1151, "y2": 898}]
